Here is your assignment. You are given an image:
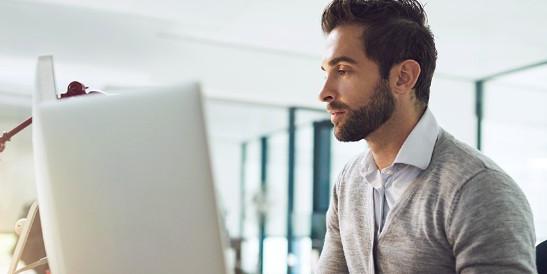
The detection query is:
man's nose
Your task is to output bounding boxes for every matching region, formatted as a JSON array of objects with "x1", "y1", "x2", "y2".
[{"x1": 319, "y1": 78, "x2": 336, "y2": 103}]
